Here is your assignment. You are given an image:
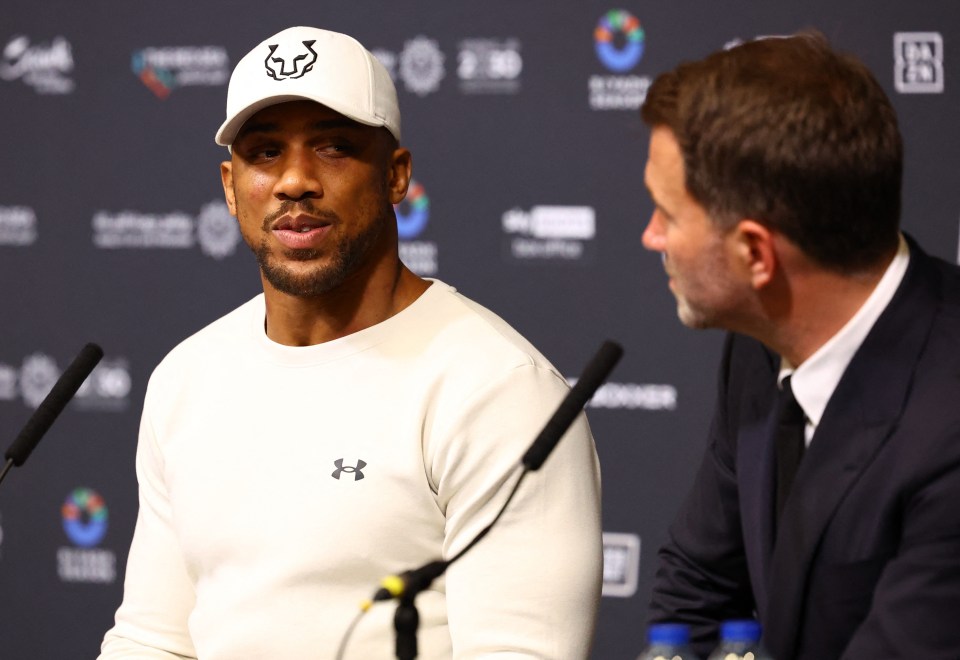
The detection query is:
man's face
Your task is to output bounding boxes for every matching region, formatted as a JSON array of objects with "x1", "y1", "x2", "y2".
[
  {"x1": 642, "y1": 126, "x2": 746, "y2": 329},
  {"x1": 220, "y1": 100, "x2": 410, "y2": 298}
]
